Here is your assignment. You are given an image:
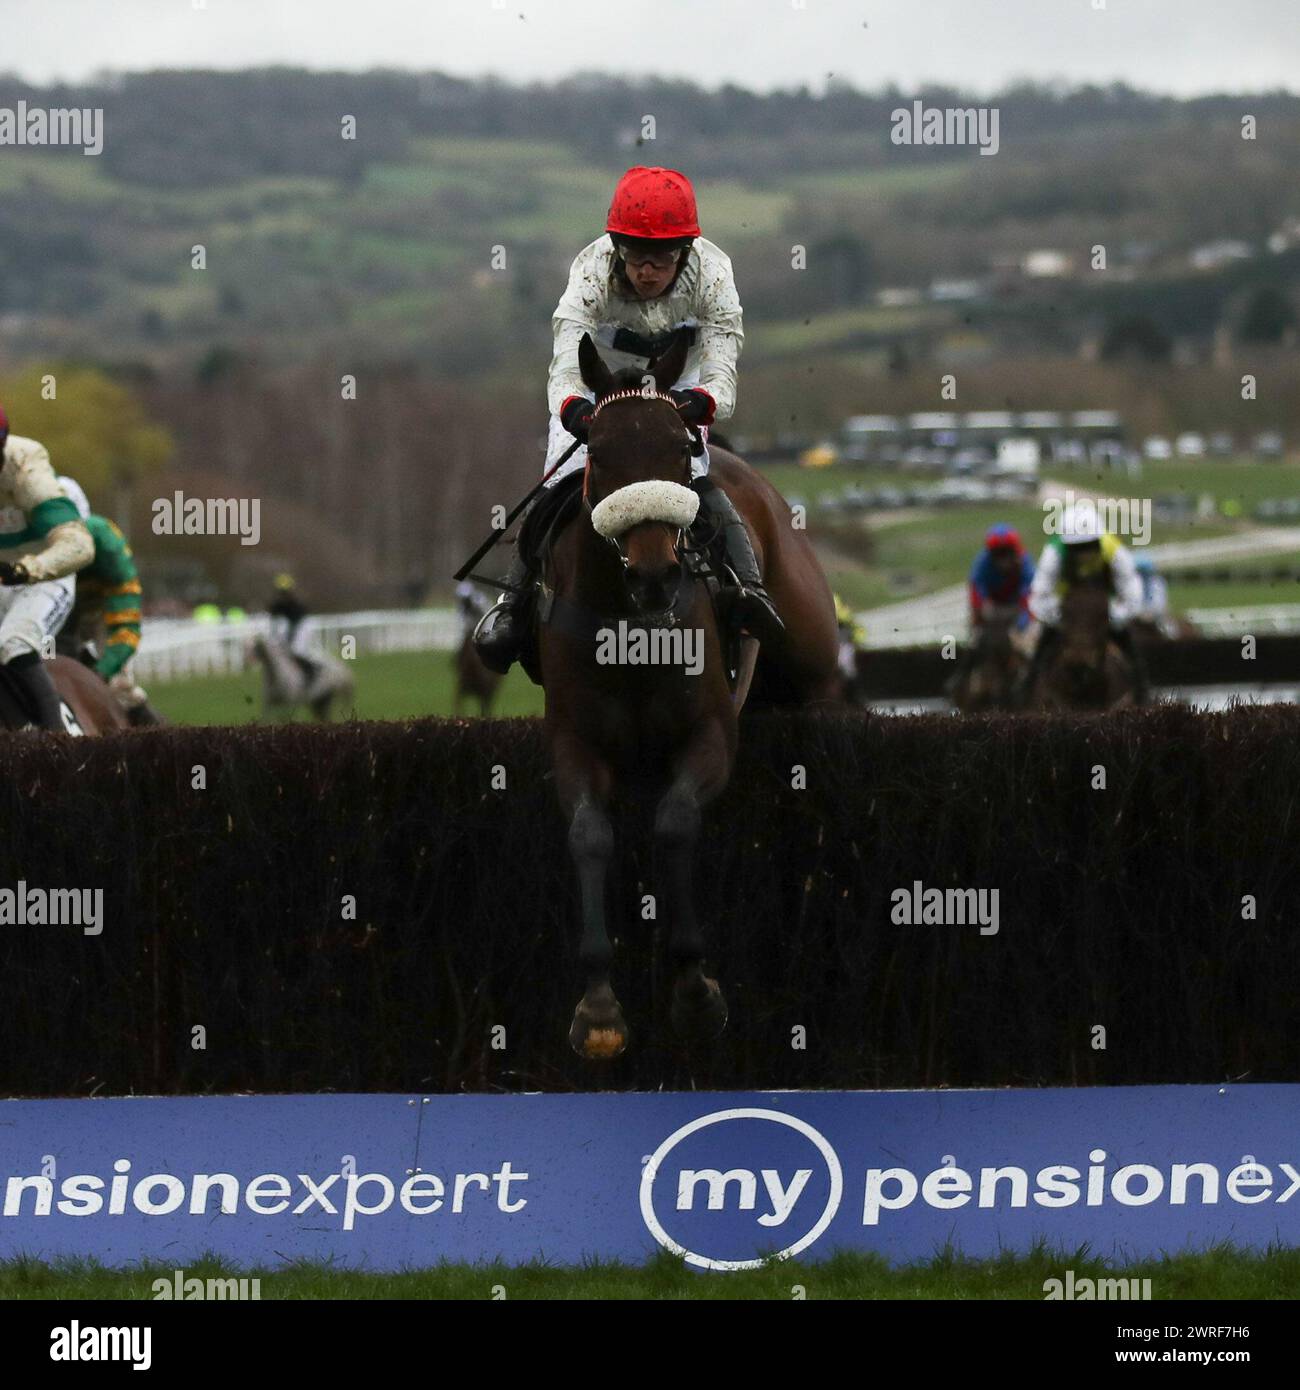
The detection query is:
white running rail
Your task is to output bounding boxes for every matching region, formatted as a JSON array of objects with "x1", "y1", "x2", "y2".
[
  {"x1": 135, "y1": 609, "x2": 462, "y2": 683},
  {"x1": 1183, "y1": 604, "x2": 1300, "y2": 637}
]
